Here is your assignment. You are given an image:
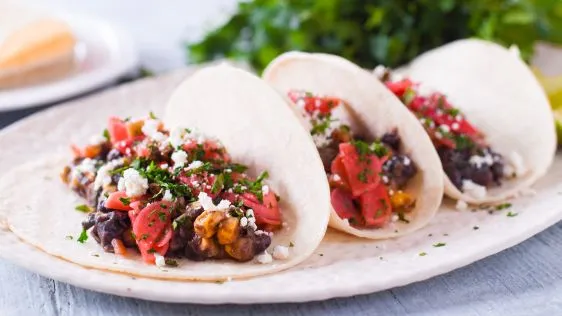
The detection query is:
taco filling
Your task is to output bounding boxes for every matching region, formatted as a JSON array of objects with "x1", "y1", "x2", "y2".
[
  {"x1": 376, "y1": 68, "x2": 525, "y2": 200},
  {"x1": 61, "y1": 114, "x2": 285, "y2": 266},
  {"x1": 288, "y1": 91, "x2": 417, "y2": 228}
]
